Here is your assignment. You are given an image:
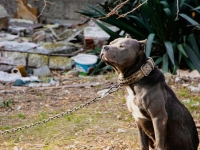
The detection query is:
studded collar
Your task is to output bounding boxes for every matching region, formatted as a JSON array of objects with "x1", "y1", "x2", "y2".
[{"x1": 118, "y1": 57, "x2": 155, "y2": 86}]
